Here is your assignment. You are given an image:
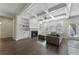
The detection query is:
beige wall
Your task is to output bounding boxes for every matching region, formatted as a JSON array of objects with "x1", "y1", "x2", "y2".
[{"x1": 0, "y1": 17, "x2": 13, "y2": 38}]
